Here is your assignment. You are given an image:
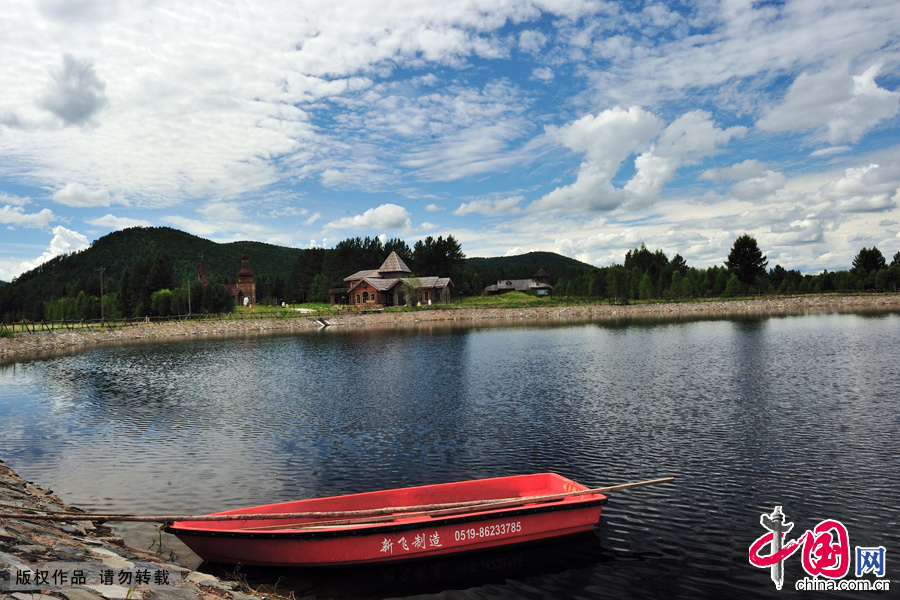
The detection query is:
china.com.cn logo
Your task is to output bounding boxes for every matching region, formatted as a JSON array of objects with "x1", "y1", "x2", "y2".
[{"x1": 748, "y1": 506, "x2": 889, "y2": 592}]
